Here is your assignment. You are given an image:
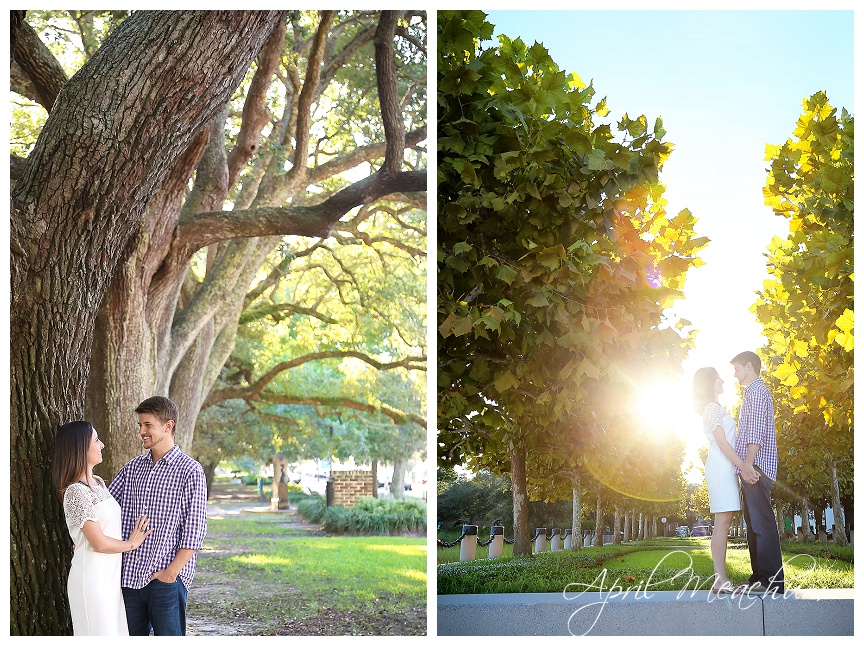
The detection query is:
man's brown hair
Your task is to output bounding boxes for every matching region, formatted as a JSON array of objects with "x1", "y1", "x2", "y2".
[
  {"x1": 135, "y1": 396, "x2": 179, "y2": 434},
  {"x1": 731, "y1": 351, "x2": 761, "y2": 375}
]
